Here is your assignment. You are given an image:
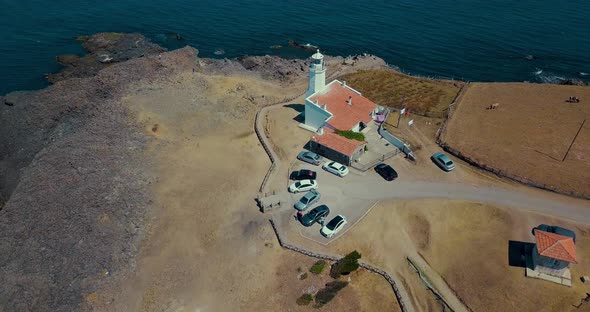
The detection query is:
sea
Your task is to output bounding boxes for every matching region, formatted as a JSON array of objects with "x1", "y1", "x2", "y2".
[{"x1": 1, "y1": 0, "x2": 589, "y2": 95}]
